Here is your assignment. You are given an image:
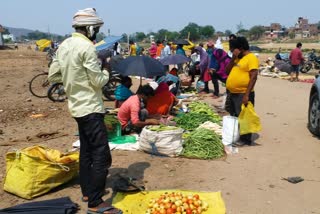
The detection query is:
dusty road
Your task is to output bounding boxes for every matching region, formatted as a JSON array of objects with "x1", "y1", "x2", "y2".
[{"x1": 0, "y1": 48, "x2": 320, "y2": 213}]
